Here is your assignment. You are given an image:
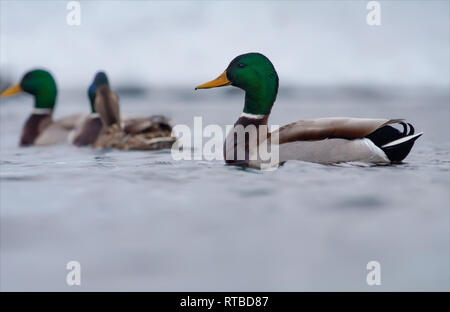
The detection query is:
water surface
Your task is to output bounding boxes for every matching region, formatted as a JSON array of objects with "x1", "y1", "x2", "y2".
[{"x1": 1, "y1": 88, "x2": 449, "y2": 291}]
